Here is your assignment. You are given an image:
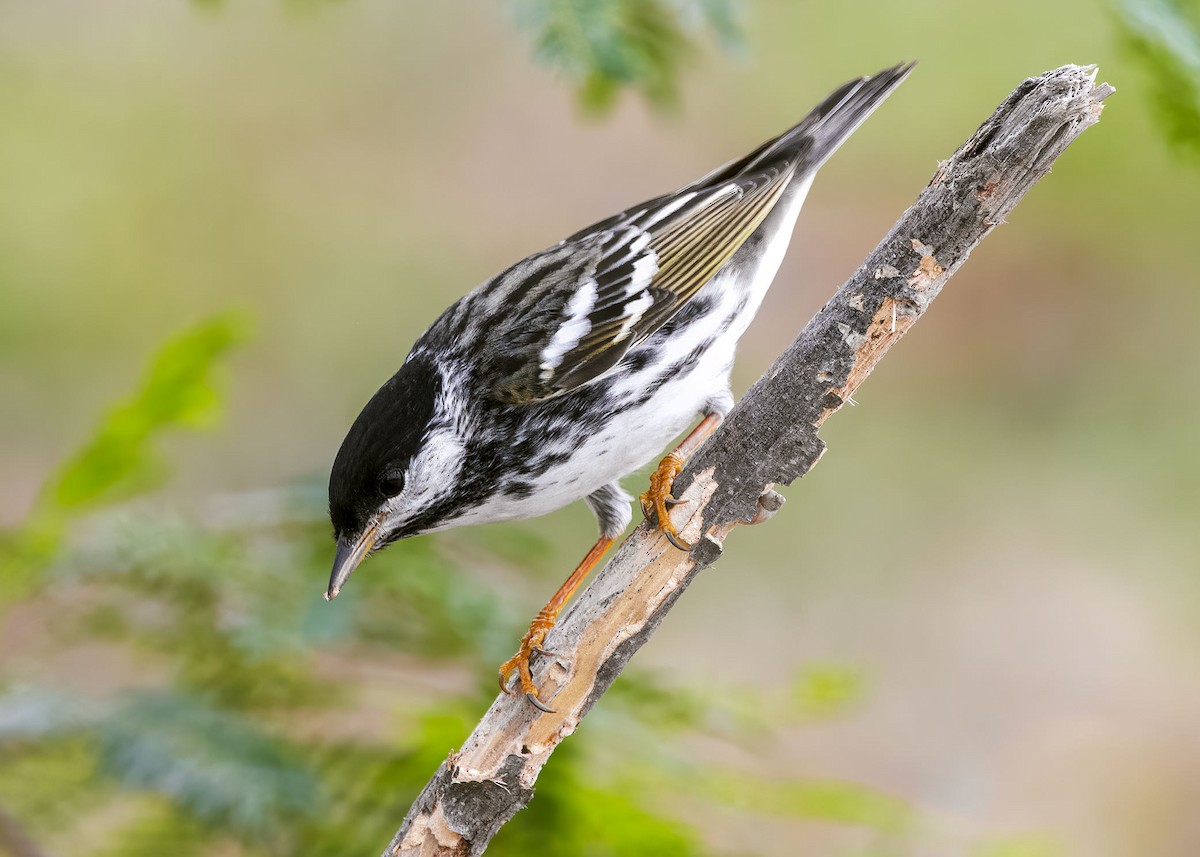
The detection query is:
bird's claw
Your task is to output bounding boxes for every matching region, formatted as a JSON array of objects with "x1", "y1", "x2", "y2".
[
  {"x1": 639, "y1": 452, "x2": 692, "y2": 550},
  {"x1": 663, "y1": 528, "x2": 692, "y2": 551},
  {"x1": 525, "y1": 692, "x2": 555, "y2": 713},
  {"x1": 498, "y1": 619, "x2": 557, "y2": 713}
]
